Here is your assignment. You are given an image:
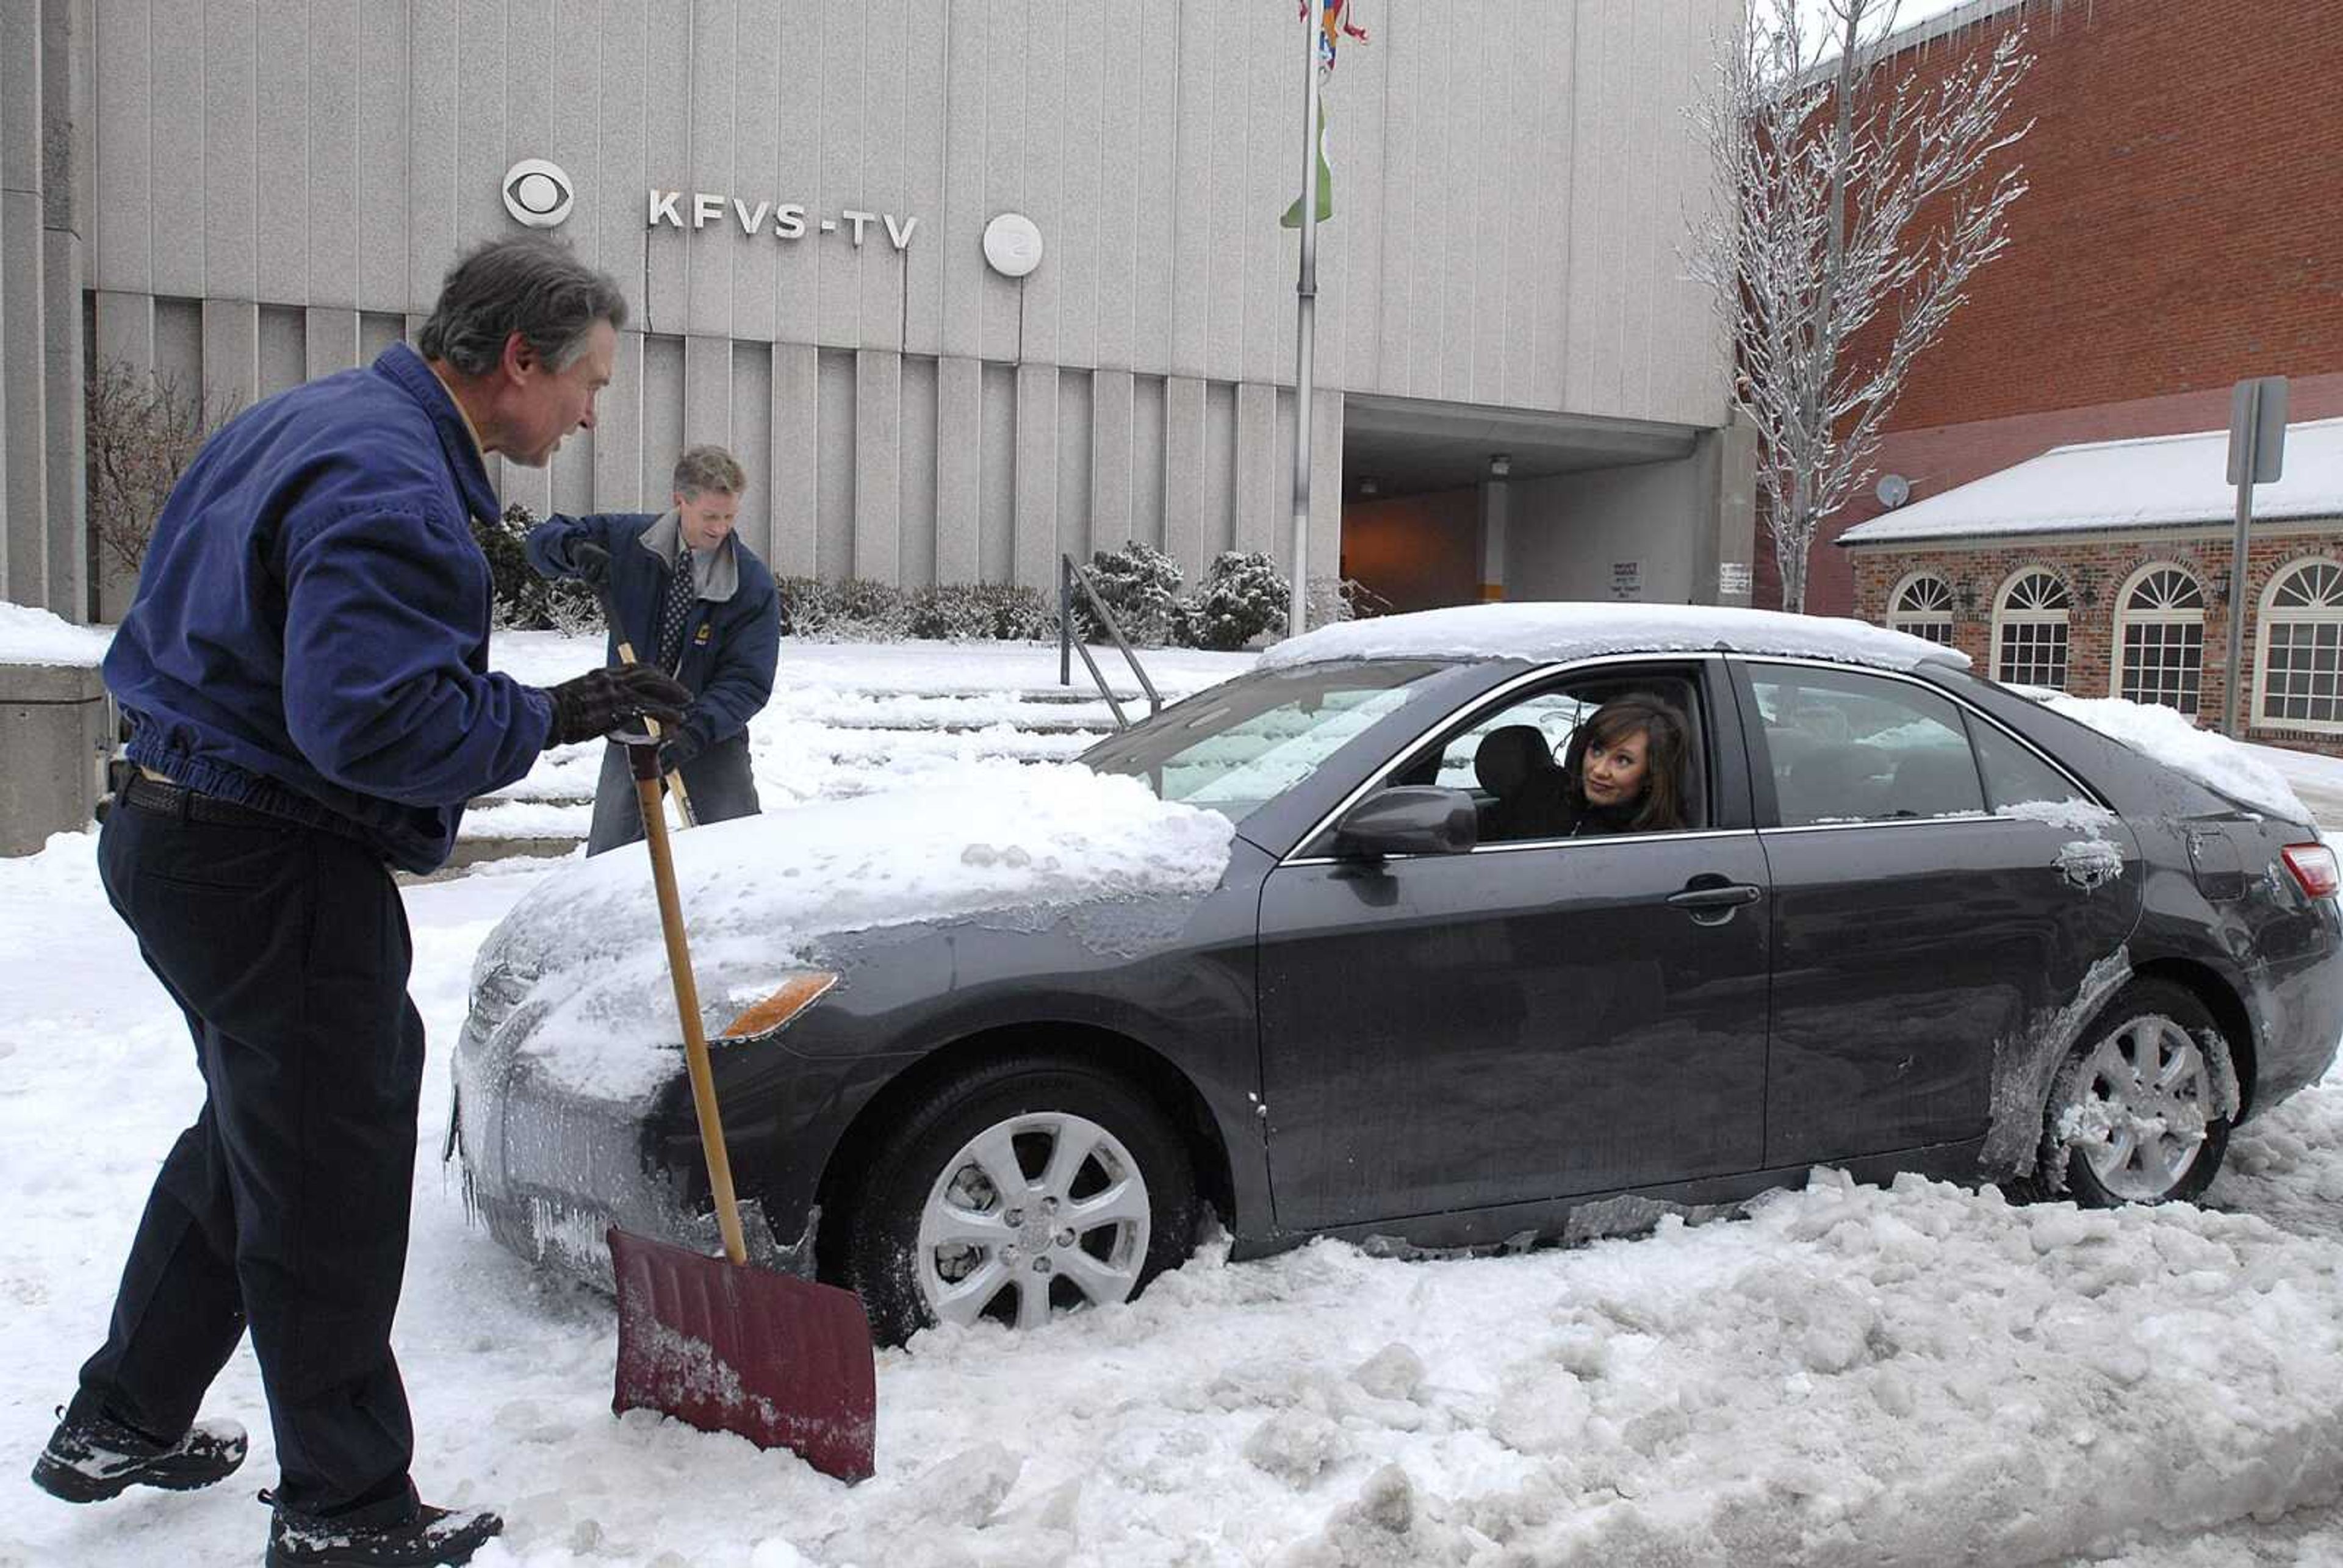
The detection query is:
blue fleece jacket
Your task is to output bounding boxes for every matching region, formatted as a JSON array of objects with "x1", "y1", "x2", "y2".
[
  {"x1": 104, "y1": 342, "x2": 555, "y2": 874},
  {"x1": 525, "y1": 512, "x2": 780, "y2": 752}
]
